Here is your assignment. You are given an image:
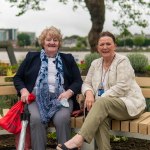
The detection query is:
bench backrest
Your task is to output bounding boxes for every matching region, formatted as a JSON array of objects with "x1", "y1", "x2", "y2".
[
  {"x1": 0, "y1": 76, "x2": 150, "y2": 98},
  {"x1": 135, "y1": 77, "x2": 150, "y2": 98}
]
